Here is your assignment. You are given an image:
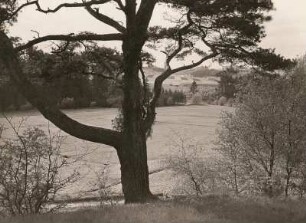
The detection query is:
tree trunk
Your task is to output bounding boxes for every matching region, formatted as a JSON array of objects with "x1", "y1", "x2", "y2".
[
  {"x1": 118, "y1": 36, "x2": 155, "y2": 202},
  {"x1": 117, "y1": 132, "x2": 155, "y2": 203},
  {"x1": 117, "y1": 73, "x2": 156, "y2": 202},
  {"x1": 285, "y1": 168, "x2": 292, "y2": 197}
]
